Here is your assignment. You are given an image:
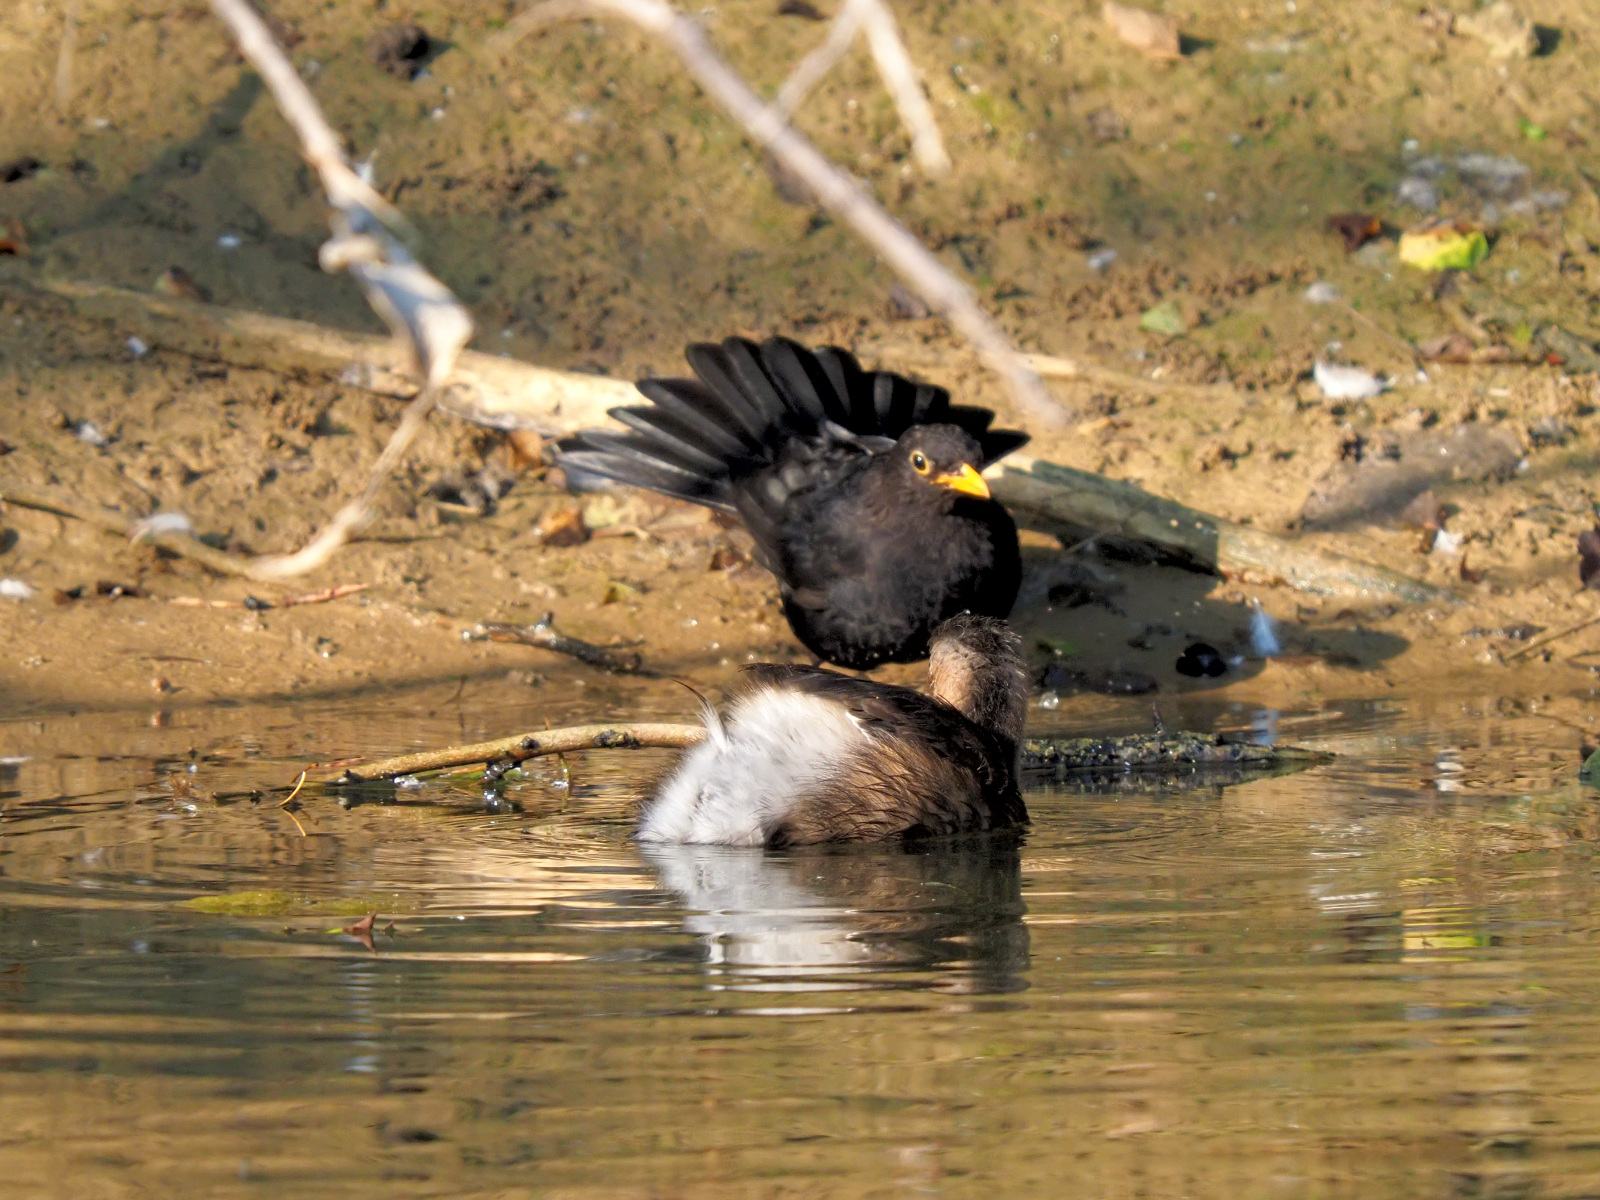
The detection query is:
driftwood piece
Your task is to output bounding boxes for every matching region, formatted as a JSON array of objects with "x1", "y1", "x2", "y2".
[
  {"x1": 315, "y1": 722, "x2": 1325, "y2": 786},
  {"x1": 989, "y1": 457, "x2": 1449, "y2": 603},
  {"x1": 2, "y1": 274, "x2": 635, "y2": 435}
]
